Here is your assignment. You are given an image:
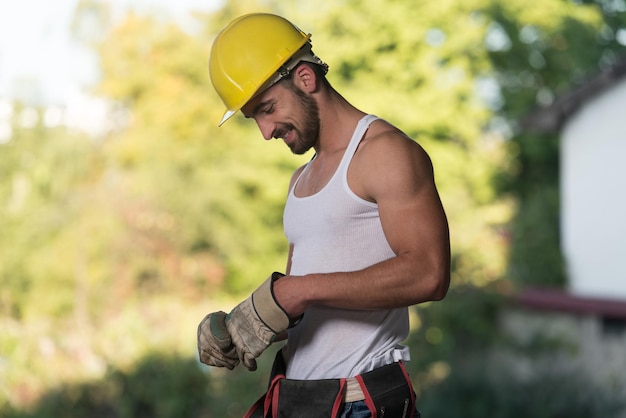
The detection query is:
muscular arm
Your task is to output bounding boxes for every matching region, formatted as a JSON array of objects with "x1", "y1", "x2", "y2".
[{"x1": 274, "y1": 124, "x2": 450, "y2": 317}]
